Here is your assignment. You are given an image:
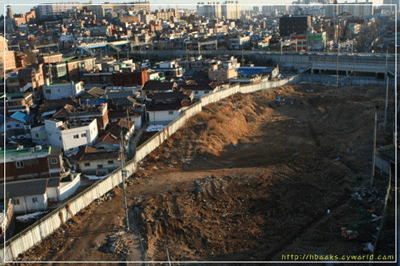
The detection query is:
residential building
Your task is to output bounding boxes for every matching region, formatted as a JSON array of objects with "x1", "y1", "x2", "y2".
[
  {"x1": 208, "y1": 63, "x2": 238, "y2": 82},
  {"x1": 0, "y1": 173, "x2": 81, "y2": 214},
  {"x1": 112, "y1": 69, "x2": 149, "y2": 86},
  {"x1": 0, "y1": 36, "x2": 16, "y2": 72},
  {"x1": 279, "y1": 15, "x2": 312, "y2": 37},
  {"x1": 31, "y1": 125, "x2": 49, "y2": 146},
  {"x1": 0, "y1": 146, "x2": 63, "y2": 182},
  {"x1": 43, "y1": 81, "x2": 84, "y2": 101},
  {"x1": 75, "y1": 146, "x2": 121, "y2": 175},
  {"x1": 221, "y1": 1, "x2": 241, "y2": 19},
  {"x1": 45, "y1": 118, "x2": 99, "y2": 154},
  {"x1": 142, "y1": 81, "x2": 178, "y2": 94},
  {"x1": 0, "y1": 92, "x2": 34, "y2": 115}
]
